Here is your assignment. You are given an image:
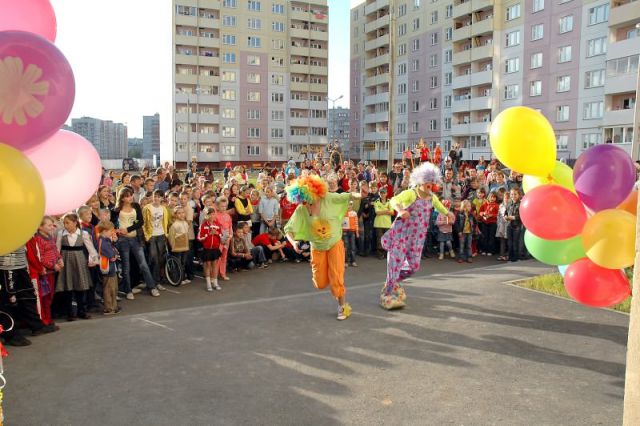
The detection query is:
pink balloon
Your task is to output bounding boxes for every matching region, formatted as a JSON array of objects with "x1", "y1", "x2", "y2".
[
  {"x1": 25, "y1": 130, "x2": 102, "y2": 215},
  {"x1": 564, "y1": 258, "x2": 631, "y2": 308},
  {"x1": 0, "y1": 0, "x2": 57, "y2": 42},
  {"x1": 0, "y1": 31, "x2": 75, "y2": 150},
  {"x1": 520, "y1": 185, "x2": 588, "y2": 240}
]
